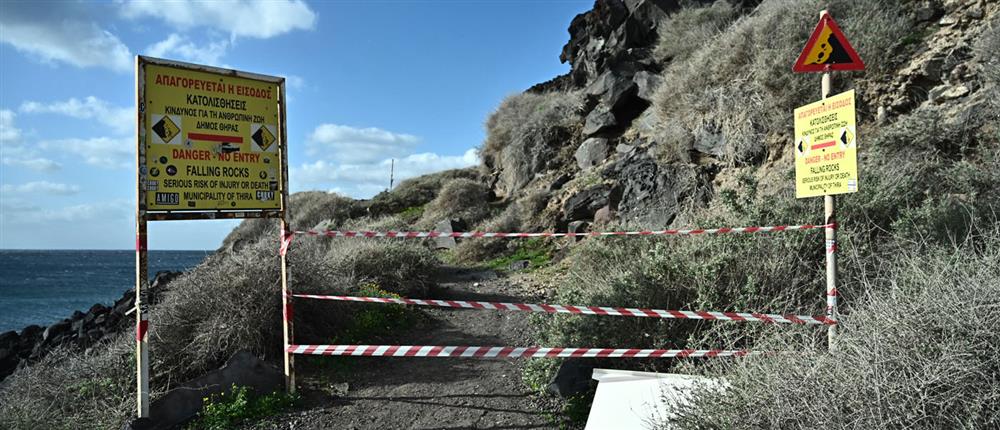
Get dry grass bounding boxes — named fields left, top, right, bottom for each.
left=416, top=178, right=494, bottom=230
left=482, top=90, right=583, bottom=197
left=368, top=168, right=480, bottom=217
left=668, top=231, right=1000, bottom=429
left=654, top=1, right=740, bottom=64
left=652, top=0, right=911, bottom=164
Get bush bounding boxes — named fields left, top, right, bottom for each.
left=652, top=0, right=912, bottom=164
left=325, top=239, right=439, bottom=298
left=368, top=168, right=480, bottom=217
left=482, top=90, right=583, bottom=197
left=668, top=232, right=1000, bottom=429
left=0, top=337, right=135, bottom=429
left=535, top=228, right=824, bottom=354
left=416, top=178, right=494, bottom=230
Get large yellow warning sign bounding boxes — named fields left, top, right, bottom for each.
left=141, top=60, right=283, bottom=211
left=794, top=90, right=858, bottom=199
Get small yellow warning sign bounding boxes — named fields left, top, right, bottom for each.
left=152, top=115, right=180, bottom=144
left=794, top=89, right=858, bottom=198
left=252, top=124, right=276, bottom=151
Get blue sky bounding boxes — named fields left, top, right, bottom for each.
left=0, top=0, right=589, bottom=250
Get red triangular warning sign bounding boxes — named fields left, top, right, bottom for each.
left=793, top=12, right=865, bottom=73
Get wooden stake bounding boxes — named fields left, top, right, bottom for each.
left=134, top=55, right=151, bottom=418
left=135, top=219, right=150, bottom=416
left=820, top=11, right=839, bottom=351
left=278, top=80, right=295, bottom=394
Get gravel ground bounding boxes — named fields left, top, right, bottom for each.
left=247, top=267, right=566, bottom=430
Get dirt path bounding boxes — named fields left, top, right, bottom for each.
left=250, top=267, right=564, bottom=430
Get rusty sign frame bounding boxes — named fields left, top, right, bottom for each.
left=136, top=55, right=289, bottom=221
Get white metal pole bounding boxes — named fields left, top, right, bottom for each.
left=820, top=10, right=839, bottom=351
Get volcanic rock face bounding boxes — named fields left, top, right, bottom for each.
left=559, top=0, right=680, bottom=87
left=525, top=0, right=701, bottom=226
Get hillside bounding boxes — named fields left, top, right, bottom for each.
left=2, top=0, right=999, bottom=428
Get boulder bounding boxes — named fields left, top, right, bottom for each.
left=84, top=304, right=109, bottom=324
left=568, top=220, right=591, bottom=243
left=633, top=70, right=662, bottom=102
left=583, top=105, right=618, bottom=136
left=587, top=71, right=639, bottom=112
left=433, top=218, right=467, bottom=250
left=594, top=205, right=615, bottom=225
left=19, top=325, right=43, bottom=340
left=547, top=173, right=573, bottom=192
left=616, top=143, right=635, bottom=154
left=546, top=359, right=596, bottom=398
left=113, top=294, right=135, bottom=315
left=0, top=331, right=18, bottom=349
left=564, top=185, right=611, bottom=221
left=575, top=137, right=610, bottom=169
left=617, top=152, right=703, bottom=228
left=508, top=260, right=531, bottom=271
left=42, top=321, right=71, bottom=343
left=139, top=350, right=284, bottom=430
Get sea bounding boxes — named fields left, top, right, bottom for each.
left=0, top=250, right=211, bottom=333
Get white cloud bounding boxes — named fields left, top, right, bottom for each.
left=120, top=0, right=317, bottom=40
left=0, top=3, right=132, bottom=73
left=293, top=148, right=479, bottom=198
left=1, top=181, right=80, bottom=195
left=1, top=157, right=63, bottom=172
left=40, top=137, right=133, bottom=169
left=144, top=33, right=229, bottom=67
left=308, top=124, right=420, bottom=164
left=0, top=110, right=22, bottom=143
left=20, top=97, right=134, bottom=136
left=0, top=198, right=131, bottom=224
left=0, top=109, right=62, bottom=171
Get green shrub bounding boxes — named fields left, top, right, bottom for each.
left=332, top=283, right=420, bottom=344
left=191, top=384, right=298, bottom=430
left=482, top=90, right=583, bottom=197
left=485, top=238, right=555, bottom=271
left=668, top=231, right=1000, bottom=429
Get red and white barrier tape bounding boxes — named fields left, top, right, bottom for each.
left=287, top=344, right=752, bottom=358
left=293, top=294, right=836, bottom=325
left=290, top=223, right=834, bottom=239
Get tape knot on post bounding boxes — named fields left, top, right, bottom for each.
left=279, top=230, right=295, bottom=256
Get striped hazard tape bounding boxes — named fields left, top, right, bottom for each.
left=287, top=344, right=752, bottom=358
left=290, top=223, right=834, bottom=239
left=293, top=294, right=836, bottom=325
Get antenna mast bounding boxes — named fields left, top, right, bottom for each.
left=389, top=158, right=395, bottom=190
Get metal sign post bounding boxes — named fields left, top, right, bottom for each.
left=821, top=71, right=838, bottom=349
left=792, top=9, right=865, bottom=351
left=134, top=56, right=289, bottom=417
